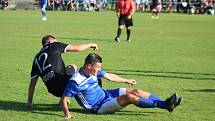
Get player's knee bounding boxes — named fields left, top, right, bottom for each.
left=42, top=8, right=46, bottom=12
left=132, top=89, right=150, bottom=98
left=132, top=89, right=141, bottom=95
left=126, top=27, right=131, bottom=30
left=126, top=93, right=138, bottom=103
left=119, top=26, right=124, bottom=29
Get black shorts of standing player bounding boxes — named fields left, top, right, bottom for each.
left=118, top=15, right=134, bottom=27
left=47, top=65, right=76, bottom=97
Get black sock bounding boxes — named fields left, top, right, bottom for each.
left=116, top=28, right=122, bottom=38
left=126, top=29, right=131, bottom=40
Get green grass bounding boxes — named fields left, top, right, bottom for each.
left=0, top=10, right=215, bottom=121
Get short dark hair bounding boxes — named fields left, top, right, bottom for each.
left=84, top=53, right=102, bottom=65
left=42, top=35, right=56, bottom=46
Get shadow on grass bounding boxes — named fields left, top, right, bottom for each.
left=15, top=35, right=113, bottom=42
left=0, top=100, right=90, bottom=117
left=114, top=110, right=166, bottom=116
left=0, top=100, right=60, bottom=117
left=184, top=89, right=215, bottom=92
left=105, top=69, right=215, bottom=81
left=0, top=100, right=165, bottom=117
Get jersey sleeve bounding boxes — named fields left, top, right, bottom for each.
left=30, top=59, right=39, bottom=80
left=97, top=70, right=106, bottom=78
left=54, top=42, right=69, bottom=53
left=129, top=0, right=134, bottom=14
left=64, top=80, right=80, bottom=97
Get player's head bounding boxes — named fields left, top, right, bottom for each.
left=42, top=35, right=57, bottom=46
left=84, top=53, right=102, bottom=76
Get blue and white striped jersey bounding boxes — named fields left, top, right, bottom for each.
left=64, top=69, right=112, bottom=111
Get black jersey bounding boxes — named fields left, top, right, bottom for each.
left=30, top=42, right=70, bottom=97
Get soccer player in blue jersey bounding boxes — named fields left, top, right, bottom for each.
left=41, top=0, right=50, bottom=21
left=61, top=53, right=183, bottom=119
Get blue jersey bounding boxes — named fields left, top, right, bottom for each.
left=64, top=69, right=113, bottom=111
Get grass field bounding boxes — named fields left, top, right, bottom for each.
left=0, top=10, right=215, bottom=121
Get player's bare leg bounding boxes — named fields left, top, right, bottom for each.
left=117, top=93, right=140, bottom=107
left=126, top=88, right=150, bottom=98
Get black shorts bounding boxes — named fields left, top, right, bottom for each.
left=65, top=65, right=75, bottom=77
left=46, top=65, right=75, bottom=97
left=118, top=15, right=133, bottom=27
left=90, top=3, right=96, bottom=7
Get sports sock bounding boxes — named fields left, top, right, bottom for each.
left=149, top=94, right=162, bottom=101
left=149, top=94, right=165, bottom=109
left=126, top=29, right=131, bottom=40
left=138, top=98, right=154, bottom=108
left=116, top=28, right=122, bottom=38
left=138, top=94, right=166, bottom=109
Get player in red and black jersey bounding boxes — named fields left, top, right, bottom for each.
left=26, top=35, right=98, bottom=107
left=115, top=0, right=135, bottom=42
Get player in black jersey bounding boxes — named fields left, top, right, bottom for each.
left=26, top=35, right=98, bottom=108
left=150, top=0, right=162, bottom=19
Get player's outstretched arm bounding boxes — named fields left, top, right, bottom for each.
left=26, top=78, right=38, bottom=108
left=66, top=43, right=98, bottom=52
left=61, top=96, right=74, bottom=120
left=103, top=72, right=136, bottom=85
left=48, top=0, right=51, bottom=6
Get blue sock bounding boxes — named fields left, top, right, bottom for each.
left=138, top=98, right=155, bottom=108
left=149, top=94, right=165, bottom=109
left=149, top=94, right=162, bottom=101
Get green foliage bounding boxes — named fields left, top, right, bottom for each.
left=0, top=10, right=215, bottom=121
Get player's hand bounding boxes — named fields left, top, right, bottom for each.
left=90, top=43, right=98, bottom=51
left=127, top=15, right=132, bottom=19
left=125, top=79, right=136, bottom=86
left=25, top=103, right=33, bottom=108
left=64, top=113, right=74, bottom=120
left=116, top=12, right=120, bottom=18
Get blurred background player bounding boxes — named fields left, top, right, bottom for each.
left=150, top=0, right=162, bottom=19
left=135, top=0, right=142, bottom=12
left=114, top=0, right=135, bottom=42
left=135, top=0, right=148, bottom=12
left=41, top=0, right=50, bottom=21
